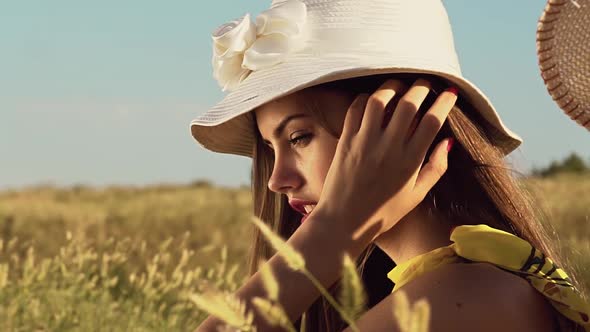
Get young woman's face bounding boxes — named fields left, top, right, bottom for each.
left=254, top=88, right=354, bottom=204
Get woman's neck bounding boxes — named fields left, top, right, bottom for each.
left=373, top=206, right=456, bottom=266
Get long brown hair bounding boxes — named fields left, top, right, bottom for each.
left=247, top=73, right=587, bottom=331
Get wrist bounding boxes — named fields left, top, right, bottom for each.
left=304, top=206, right=376, bottom=260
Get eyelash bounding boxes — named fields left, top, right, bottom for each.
left=289, top=133, right=313, bottom=147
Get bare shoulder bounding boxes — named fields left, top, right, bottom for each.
left=347, top=262, right=557, bottom=332
left=400, top=262, right=557, bottom=331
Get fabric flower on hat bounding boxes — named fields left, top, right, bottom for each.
left=211, top=0, right=308, bottom=92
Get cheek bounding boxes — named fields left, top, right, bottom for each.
left=312, top=136, right=339, bottom=192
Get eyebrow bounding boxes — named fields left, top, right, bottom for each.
left=262, top=113, right=309, bottom=145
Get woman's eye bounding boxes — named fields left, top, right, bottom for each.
left=289, top=133, right=313, bottom=147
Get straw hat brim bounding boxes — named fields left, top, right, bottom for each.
left=190, top=55, right=523, bottom=158
left=537, top=0, right=590, bottom=129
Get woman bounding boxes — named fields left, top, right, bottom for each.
left=191, top=0, right=590, bottom=330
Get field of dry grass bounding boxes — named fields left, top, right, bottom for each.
left=0, top=174, right=588, bottom=330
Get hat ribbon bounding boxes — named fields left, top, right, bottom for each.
left=211, top=0, right=308, bottom=92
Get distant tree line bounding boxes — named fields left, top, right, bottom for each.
left=189, top=153, right=589, bottom=185
left=531, top=152, right=590, bottom=177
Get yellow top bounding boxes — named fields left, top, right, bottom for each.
left=387, top=224, right=590, bottom=331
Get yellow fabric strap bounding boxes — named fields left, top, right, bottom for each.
left=387, top=224, right=590, bottom=331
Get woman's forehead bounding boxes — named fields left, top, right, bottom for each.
left=254, top=87, right=351, bottom=139
left=254, top=93, right=301, bottom=121
left=255, top=87, right=350, bottom=117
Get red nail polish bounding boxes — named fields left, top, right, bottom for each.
left=445, top=86, right=459, bottom=96
left=446, top=138, right=455, bottom=152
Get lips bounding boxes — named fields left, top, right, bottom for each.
left=288, top=198, right=317, bottom=216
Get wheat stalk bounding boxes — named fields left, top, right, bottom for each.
left=392, top=290, right=431, bottom=332
left=339, top=254, right=368, bottom=321
left=250, top=216, right=305, bottom=271
left=188, top=290, right=257, bottom=332
left=250, top=216, right=360, bottom=332
left=251, top=297, right=297, bottom=332
left=257, top=258, right=279, bottom=301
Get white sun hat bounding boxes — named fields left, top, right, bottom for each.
left=537, top=0, right=590, bottom=130
left=190, top=0, right=523, bottom=158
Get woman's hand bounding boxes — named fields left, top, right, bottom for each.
left=312, top=78, right=457, bottom=242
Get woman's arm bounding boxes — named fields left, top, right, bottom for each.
left=194, top=208, right=380, bottom=332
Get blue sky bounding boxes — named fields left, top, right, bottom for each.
left=1, top=0, right=588, bottom=190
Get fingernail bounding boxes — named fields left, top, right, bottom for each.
left=445, top=86, right=459, bottom=96
left=446, top=138, right=455, bottom=152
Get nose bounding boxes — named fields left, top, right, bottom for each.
left=267, top=154, right=302, bottom=194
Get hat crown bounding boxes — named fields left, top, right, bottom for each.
left=191, top=0, right=522, bottom=158
left=270, top=0, right=462, bottom=75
